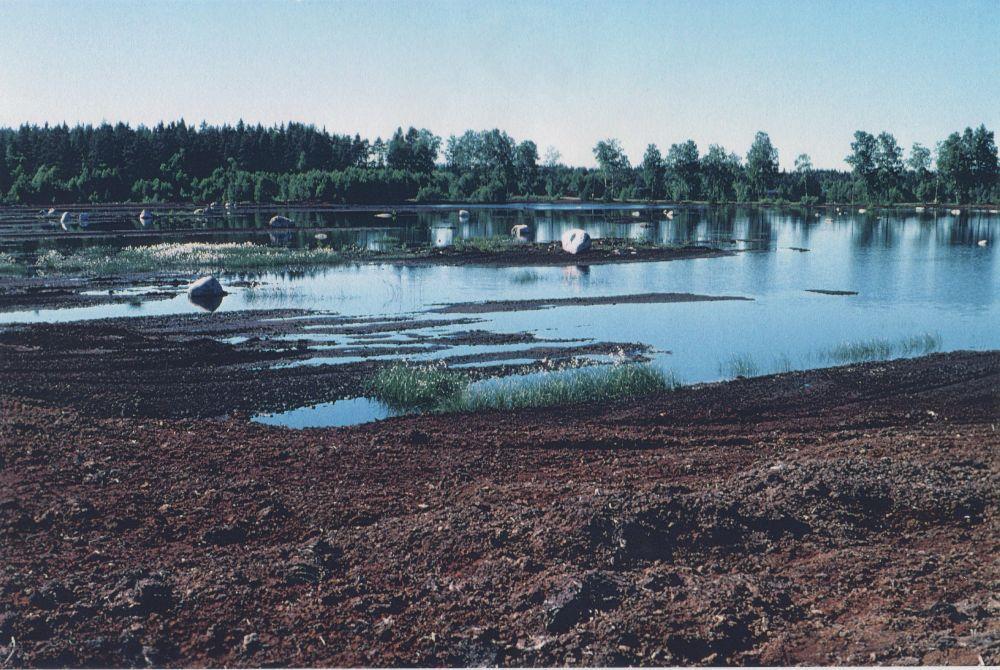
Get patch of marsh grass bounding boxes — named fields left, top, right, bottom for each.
left=823, top=332, right=942, bottom=364
left=365, top=361, right=678, bottom=414
left=366, top=362, right=468, bottom=410
left=438, top=364, right=679, bottom=413
left=510, top=269, right=543, bottom=284
left=0, top=251, right=19, bottom=274
left=33, top=243, right=349, bottom=275
left=719, top=353, right=760, bottom=379
left=451, top=237, right=516, bottom=254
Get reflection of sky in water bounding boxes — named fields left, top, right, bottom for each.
left=2, top=207, right=997, bottom=385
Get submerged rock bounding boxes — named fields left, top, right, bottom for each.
left=269, top=215, right=295, bottom=228
left=561, top=228, right=592, bottom=255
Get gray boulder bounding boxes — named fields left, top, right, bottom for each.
left=188, top=276, right=225, bottom=298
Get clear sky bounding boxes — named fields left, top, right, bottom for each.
left=1, top=0, right=997, bottom=169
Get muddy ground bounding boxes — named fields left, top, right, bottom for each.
left=0, top=311, right=652, bottom=419
left=0, top=305, right=997, bottom=666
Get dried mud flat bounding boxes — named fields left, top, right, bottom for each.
left=0, top=312, right=997, bottom=667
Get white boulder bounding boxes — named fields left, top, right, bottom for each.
left=269, top=215, right=295, bottom=228
left=511, top=224, right=531, bottom=243
left=561, top=228, right=592, bottom=255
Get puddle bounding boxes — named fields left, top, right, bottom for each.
left=252, top=396, right=399, bottom=429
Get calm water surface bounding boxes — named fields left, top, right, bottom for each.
left=2, top=205, right=997, bottom=425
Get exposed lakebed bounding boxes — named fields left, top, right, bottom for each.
left=1, top=203, right=997, bottom=427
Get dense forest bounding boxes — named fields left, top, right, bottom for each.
left=0, top=121, right=996, bottom=206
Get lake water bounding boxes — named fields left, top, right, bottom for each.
left=2, top=204, right=997, bottom=427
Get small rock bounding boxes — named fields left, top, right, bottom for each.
left=242, top=632, right=261, bottom=655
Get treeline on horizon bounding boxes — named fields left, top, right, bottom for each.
left=0, top=120, right=997, bottom=207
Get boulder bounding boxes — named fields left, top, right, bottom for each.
left=269, top=215, right=295, bottom=228
left=188, top=276, right=225, bottom=298
left=561, top=228, right=592, bottom=255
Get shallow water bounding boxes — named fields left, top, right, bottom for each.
left=2, top=204, right=998, bottom=427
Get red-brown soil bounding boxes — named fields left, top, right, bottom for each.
left=1, top=329, right=997, bottom=666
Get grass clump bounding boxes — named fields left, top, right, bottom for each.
left=719, top=353, right=760, bottom=379
left=366, top=362, right=468, bottom=410
left=823, top=332, right=942, bottom=364
left=451, top=237, right=516, bottom=254
left=32, top=242, right=349, bottom=275
left=365, top=361, right=678, bottom=414
left=511, top=269, right=542, bottom=284
left=0, top=251, right=20, bottom=275
left=439, top=364, right=679, bottom=413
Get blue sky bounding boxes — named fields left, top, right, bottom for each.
left=0, top=0, right=997, bottom=168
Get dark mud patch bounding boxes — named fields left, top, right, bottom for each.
left=431, top=291, right=753, bottom=314
left=401, top=243, right=732, bottom=268
left=0, top=311, right=649, bottom=419
left=0, top=275, right=181, bottom=311
left=806, top=288, right=859, bottom=296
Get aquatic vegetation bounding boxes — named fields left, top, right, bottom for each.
left=823, top=332, right=942, bottom=364
left=719, top=353, right=760, bottom=379
left=32, top=242, right=354, bottom=275
left=772, top=354, right=796, bottom=374
left=241, top=284, right=307, bottom=304
left=0, top=252, right=19, bottom=274
left=366, top=361, right=677, bottom=414
left=439, top=364, right=679, bottom=413
left=451, top=237, right=516, bottom=254
left=510, top=269, right=543, bottom=284
left=366, top=362, right=468, bottom=410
